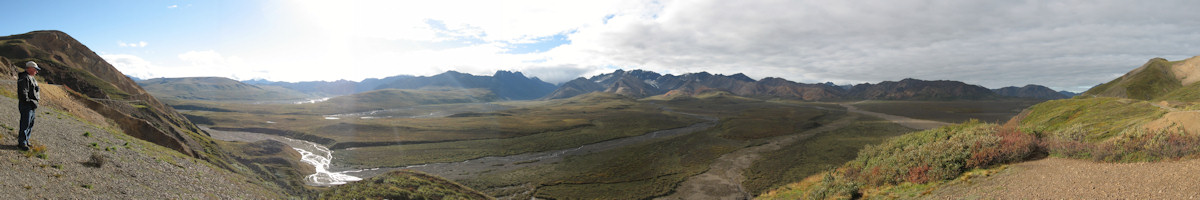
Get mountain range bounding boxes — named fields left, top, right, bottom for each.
left=243, top=71, right=555, bottom=100
left=544, top=70, right=1071, bottom=101
left=145, top=68, right=1077, bottom=102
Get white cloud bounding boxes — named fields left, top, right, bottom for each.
left=101, top=54, right=158, bottom=78
left=117, top=41, right=147, bottom=47
left=167, top=5, right=177, bottom=9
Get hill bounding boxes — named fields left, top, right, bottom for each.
left=248, top=71, right=555, bottom=100
left=992, top=84, right=1071, bottom=99
left=245, top=75, right=413, bottom=96
left=846, top=78, right=997, bottom=100
left=377, top=71, right=556, bottom=100
left=760, top=55, right=1200, bottom=199
left=138, top=77, right=312, bottom=101
left=0, top=30, right=222, bottom=161
left=1083, top=57, right=1185, bottom=100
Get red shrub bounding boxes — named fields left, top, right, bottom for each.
left=905, top=165, right=931, bottom=184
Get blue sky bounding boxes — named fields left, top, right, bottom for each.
left=4, top=0, right=1200, bottom=92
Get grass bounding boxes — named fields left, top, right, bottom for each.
left=852, top=100, right=1042, bottom=123
left=318, top=169, right=492, bottom=200
left=741, top=115, right=913, bottom=195
left=1020, top=97, right=1165, bottom=142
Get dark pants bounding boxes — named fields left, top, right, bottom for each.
left=18, top=104, right=35, bottom=147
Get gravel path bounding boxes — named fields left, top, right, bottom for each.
left=0, top=95, right=281, bottom=198
left=928, top=157, right=1200, bottom=199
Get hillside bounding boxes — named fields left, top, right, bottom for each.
left=0, top=30, right=220, bottom=162
left=992, top=84, right=1071, bottom=99
left=0, top=93, right=284, bottom=198
left=138, top=77, right=312, bottom=101
left=761, top=55, right=1200, bottom=199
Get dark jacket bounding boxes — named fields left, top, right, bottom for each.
left=17, top=71, right=39, bottom=109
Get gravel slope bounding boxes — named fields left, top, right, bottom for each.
left=929, top=157, right=1200, bottom=199
left=0, top=96, right=282, bottom=198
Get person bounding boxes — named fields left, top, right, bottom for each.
left=16, top=61, right=40, bottom=151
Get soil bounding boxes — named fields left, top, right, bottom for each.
left=928, top=157, right=1200, bottom=199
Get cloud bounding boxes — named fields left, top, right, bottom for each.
left=548, top=0, right=1200, bottom=91
left=100, top=54, right=158, bottom=78
left=124, top=1, right=1200, bottom=92
left=167, top=5, right=177, bottom=9
left=117, top=41, right=147, bottom=47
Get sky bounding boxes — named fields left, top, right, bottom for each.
left=4, top=0, right=1200, bottom=92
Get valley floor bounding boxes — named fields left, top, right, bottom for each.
left=929, top=157, right=1200, bottom=199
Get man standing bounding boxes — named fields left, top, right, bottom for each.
left=17, top=61, right=40, bottom=151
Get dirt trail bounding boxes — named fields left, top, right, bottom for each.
left=841, top=103, right=951, bottom=130
left=929, top=157, right=1200, bottom=199
left=657, top=113, right=859, bottom=200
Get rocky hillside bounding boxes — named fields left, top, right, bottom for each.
left=0, top=30, right=218, bottom=162
left=139, top=77, right=313, bottom=101
left=992, top=84, right=1071, bottom=99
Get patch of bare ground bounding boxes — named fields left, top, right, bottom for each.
left=928, top=157, right=1200, bottom=199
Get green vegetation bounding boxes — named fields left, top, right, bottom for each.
left=852, top=100, right=1042, bottom=123
left=332, top=93, right=704, bottom=167
left=319, top=170, right=492, bottom=200
left=742, top=115, right=913, bottom=195
left=761, top=121, right=1037, bottom=199
left=458, top=98, right=844, bottom=199
left=1084, top=58, right=1181, bottom=100
left=1020, top=97, right=1165, bottom=141
left=1021, top=97, right=1200, bottom=162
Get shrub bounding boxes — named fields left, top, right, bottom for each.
left=87, top=153, right=106, bottom=168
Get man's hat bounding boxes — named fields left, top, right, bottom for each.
left=25, top=61, right=40, bottom=70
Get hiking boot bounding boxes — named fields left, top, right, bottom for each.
left=18, top=145, right=30, bottom=151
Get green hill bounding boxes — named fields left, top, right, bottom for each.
left=139, top=77, right=313, bottom=101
